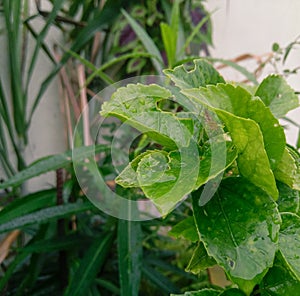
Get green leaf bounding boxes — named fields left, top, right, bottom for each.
left=186, top=242, right=217, bottom=274
left=274, top=146, right=300, bottom=191
left=164, top=59, right=225, bottom=89
left=116, top=151, right=154, bottom=188
left=169, top=216, right=199, bottom=242
left=0, top=189, right=56, bottom=225
left=160, top=22, right=177, bottom=67
left=64, top=233, right=114, bottom=296
left=122, top=9, right=163, bottom=73
left=255, top=75, right=299, bottom=118
left=183, top=84, right=280, bottom=199
left=277, top=181, right=299, bottom=214
left=0, top=144, right=109, bottom=189
left=183, top=84, right=285, bottom=170
left=192, top=177, right=281, bottom=295
left=118, top=219, right=143, bottom=296
left=101, top=83, right=193, bottom=149
left=20, top=234, right=93, bottom=254
left=278, top=213, right=300, bottom=280
left=171, top=288, right=220, bottom=296
left=116, top=139, right=237, bottom=215
left=260, top=261, right=300, bottom=296
left=136, top=149, right=199, bottom=215
left=0, top=202, right=95, bottom=234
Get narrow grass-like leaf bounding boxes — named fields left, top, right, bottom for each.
left=25, top=0, right=63, bottom=96
left=118, top=219, right=143, bottom=296
left=64, top=232, right=114, bottom=296
left=180, top=12, right=212, bottom=56
left=95, top=279, right=120, bottom=295
left=142, top=264, right=181, bottom=294
left=3, top=0, right=25, bottom=137
left=0, top=189, right=56, bottom=225
left=122, top=9, right=163, bottom=73
left=21, top=234, right=93, bottom=254
left=31, top=0, right=129, bottom=123
left=0, top=202, right=95, bottom=234
left=0, top=144, right=109, bottom=189
left=0, top=251, right=28, bottom=290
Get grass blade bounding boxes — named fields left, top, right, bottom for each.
left=0, top=144, right=109, bottom=189
left=142, top=264, right=181, bottom=294
left=122, top=9, right=163, bottom=73
left=0, top=189, right=56, bottom=225
left=118, top=219, right=143, bottom=296
left=64, top=232, right=114, bottom=296
left=24, top=0, right=64, bottom=97
left=0, top=202, right=95, bottom=234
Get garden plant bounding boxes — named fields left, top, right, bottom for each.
left=0, top=0, right=300, bottom=295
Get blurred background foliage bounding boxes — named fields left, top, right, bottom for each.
left=0, top=0, right=215, bottom=295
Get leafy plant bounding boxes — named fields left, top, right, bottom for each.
left=100, top=59, right=300, bottom=295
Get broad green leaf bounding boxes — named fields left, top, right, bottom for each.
left=0, top=189, right=56, bottom=225
left=183, top=84, right=285, bottom=170
left=164, top=59, right=225, bottom=89
left=118, top=219, right=143, bottom=296
left=274, top=146, right=300, bottom=191
left=64, top=233, right=114, bottom=296
left=255, top=75, right=299, bottom=118
left=260, top=262, right=300, bottom=296
left=0, top=144, right=109, bottom=189
left=137, top=149, right=199, bottom=215
left=169, top=216, right=198, bottom=242
left=278, top=213, right=300, bottom=280
left=116, top=140, right=237, bottom=215
left=116, top=151, right=155, bottom=188
left=186, top=242, right=217, bottom=274
left=183, top=85, right=279, bottom=199
left=192, top=177, right=281, bottom=294
left=171, top=289, right=220, bottom=296
left=277, top=181, right=299, bottom=214
left=0, top=202, right=95, bottom=234
left=100, top=83, right=192, bottom=149
left=122, top=9, right=163, bottom=73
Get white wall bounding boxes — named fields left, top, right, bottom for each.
left=205, top=0, right=300, bottom=146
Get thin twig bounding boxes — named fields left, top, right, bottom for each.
left=77, top=64, right=92, bottom=146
